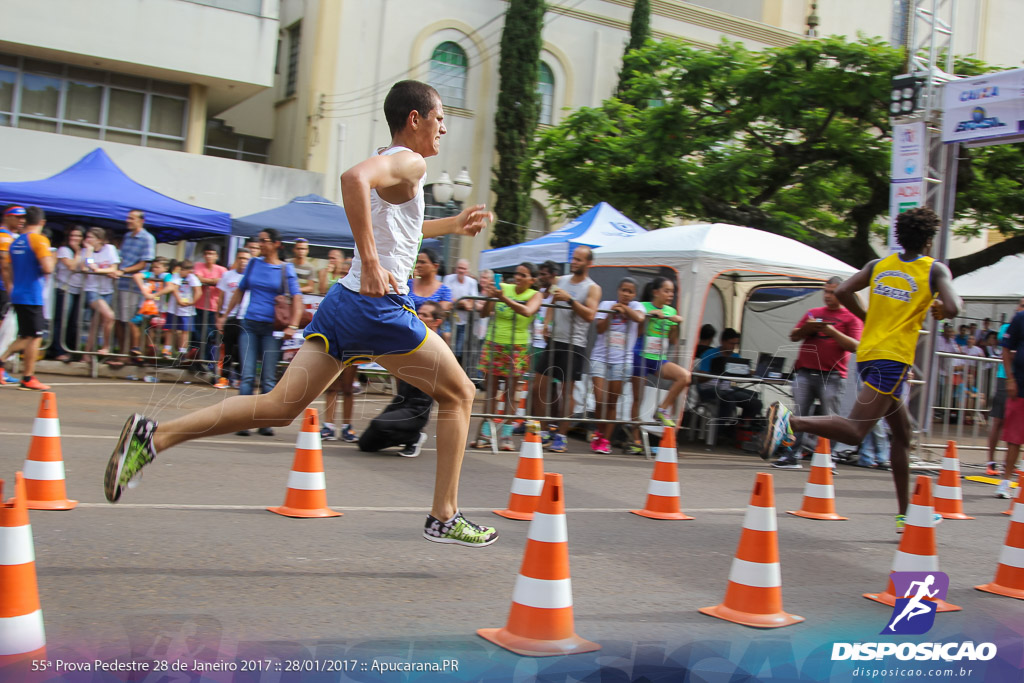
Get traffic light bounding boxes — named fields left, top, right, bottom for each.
left=890, top=74, right=923, bottom=115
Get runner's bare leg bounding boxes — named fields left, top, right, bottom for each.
left=376, top=331, right=475, bottom=522
left=151, top=338, right=341, bottom=452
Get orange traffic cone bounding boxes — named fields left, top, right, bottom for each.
left=478, top=473, right=600, bottom=656
left=700, top=473, right=803, bottom=628
left=934, top=441, right=973, bottom=520
left=267, top=408, right=342, bottom=518
left=22, top=392, right=76, bottom=511
left=864, top=475, right=961, bottom=611
left=787, top=437, right=846, bottom=521
left=494, top=422, right=544, bottom=520
left=630, top=428, right=693, bottom=520
left=976, top=474, right=1024, bottom=600
left=0, top=473, right=46, bottom=665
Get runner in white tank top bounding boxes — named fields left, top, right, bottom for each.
left=104, top=81, right=500, bottom=551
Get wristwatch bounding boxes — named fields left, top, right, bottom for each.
left=287, top=325, right=299, bottom=330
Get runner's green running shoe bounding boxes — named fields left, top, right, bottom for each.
left=423, top=511, right=499, bottom=547
left=104, top=414, right=158, bottom=502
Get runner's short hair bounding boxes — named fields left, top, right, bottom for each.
left=384, top=80, right=440, bottom=135
left=894, top=207, right=939, bottom=252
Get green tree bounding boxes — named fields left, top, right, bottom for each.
left=491, top=0, right=546, bottom=248
left=531, top=36, right=1024, bottom=275
left=616, top=0, right=652, bottom=102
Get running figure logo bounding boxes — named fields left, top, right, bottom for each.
left=883, top=571, right=950, bottom=635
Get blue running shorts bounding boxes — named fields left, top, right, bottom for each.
left=858, top=359, right=910, bottom=397
left=303, top=284, right=428, bottom=365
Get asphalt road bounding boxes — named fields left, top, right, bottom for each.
left=0, top=375, right=1020, bottom=681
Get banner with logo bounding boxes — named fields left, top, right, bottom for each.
left=941, top=67, right=1024, bottom=144
left=889, top=121, right=927, bottom=251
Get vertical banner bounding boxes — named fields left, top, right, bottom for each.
left=889, top=121, right=927, bottom=252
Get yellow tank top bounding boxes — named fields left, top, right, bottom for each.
left=858, top=253, right=935, bottom=365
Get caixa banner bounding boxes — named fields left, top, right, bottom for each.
left=941, top=67, right=1024, bottom=145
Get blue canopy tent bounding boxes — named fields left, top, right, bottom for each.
left=478, top=202, right=646, bottom=270
left=0, top=148, right=231, bottom=241
left=232, top=194, right=355, bottom=248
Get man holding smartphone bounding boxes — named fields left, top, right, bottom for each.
left=771, top=276, right=862, bottom=468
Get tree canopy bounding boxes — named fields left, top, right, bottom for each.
left=530, top=36, right=1024, bottom=276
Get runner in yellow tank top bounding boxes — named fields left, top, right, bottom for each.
left=761, top=208, right=961, bottom=531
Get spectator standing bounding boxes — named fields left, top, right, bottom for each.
left=0, top=206, right=26, bottom=325
left=987, top=299, right=1024, bottom=476
left=317, top=249, right=349, bottom=294
left=407, top=247, right=452, bottom=310
left=536, top=246, right=601, bottom=453
left=213, top=251, right=251, bottom=389
left=166, top=260, right=201, bottom=358
left=442, top=258, right=479, bottom=361
left=82, top=227, right=119, bottom=357
left=193, top=245, right=227, bottom=370
left=996, top=307, right=1024, bottom=499
left=49, top=226, right=86, bottom=361
left=474, top=262, right=542, bottom=451
left=772, top=277, right=862, bottom=468
left=245, top=238, right=261, bottom=258
left=527, top=261, right=559, bottom=418
left=955, top=324, right=969, bottom=347
left=858, top=422, right=891, bottom=469
left=590, top=277, right=645, bottom=454
left=222, top=228, right=302, bottom=436
left=115, top=210, right=156, bottom=358
left=0, top=207, right=55, bottom=390
left=976, top=318, right=995, bottom=343
left=288, top=238, right=317, bottom=294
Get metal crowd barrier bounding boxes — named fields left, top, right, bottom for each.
left=922, top=350, right=1006, bottom=454
left=451, top=294, right=689, bottom=458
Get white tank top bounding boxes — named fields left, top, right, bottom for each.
left=341, top=146, right=425, bottom=296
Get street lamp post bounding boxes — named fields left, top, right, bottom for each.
left=426, top=167, right=473, bottom=268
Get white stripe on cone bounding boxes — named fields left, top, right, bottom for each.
left=802, top=483, right=835, bottom=499
left=0, top=610, right=46, bottom=656
left=810, top=452, right=832, bottom=468
left=295, top=431, right=321, bottom=451
left=647, top=479, right=680, bottom=498
left=519, top=443, right=543, bottom=459
left=30, top=418, right=60, bottom=438
left=934, top=484, right=963, bottom=501
left=512, top=575, right=573, bottom=609
left=22, top=459, right=66, bottom=481
left=286, top=471, right=327, bottom=491
left=742, top=505, right=777, bottom=532
left=892, top=550, right=939, bottom=572
left=997, top=545, right=1024, bottom=570
left=655, top=448, right=678, bottom=464
left=941, top=458, right=961, bottom=472
left=728, top=558, right=782, bottom=588
left=0, top=525, right=35, bottom=566
left=1012, top=504, right=1024, bottom=524
left=527, top=512, right=568, bottom=544
left=510, top=478, right=544, bottom=497
left=905, top=503, right=935, bottom=528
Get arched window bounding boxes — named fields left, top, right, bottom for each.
left=536, top=61, right=554, bottom=125
left=428, top=41, right=468, bottom=108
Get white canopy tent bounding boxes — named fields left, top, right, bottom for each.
left=952, top=254, right=1024, bottom=324
left=591, top=223, right=858, bottom=366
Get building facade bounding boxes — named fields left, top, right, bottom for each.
left=1, top=0, right=1019, bottom=262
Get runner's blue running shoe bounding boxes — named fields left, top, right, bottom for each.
left=104, top=414, right=157, bottom=502
left=760, top=402, right=795, bottom=460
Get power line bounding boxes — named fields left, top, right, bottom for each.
left=318, top=0, right=587, bottom=118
